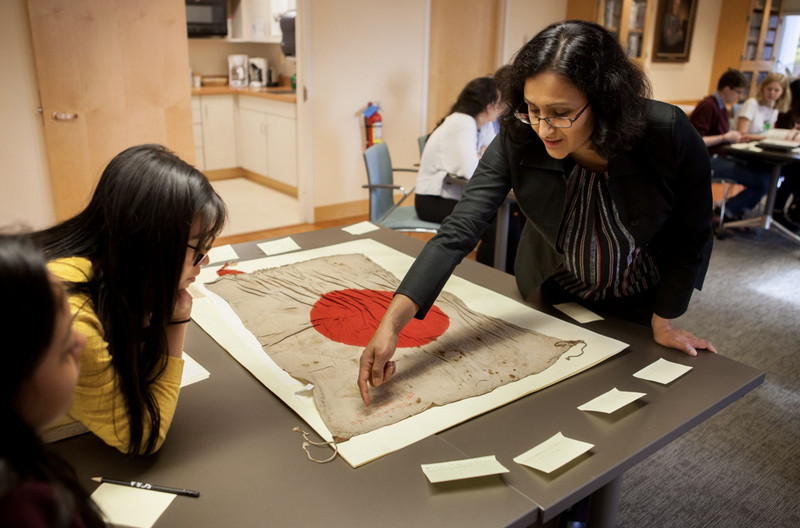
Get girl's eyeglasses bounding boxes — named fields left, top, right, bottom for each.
left=187, top=243, right=208, bottom=266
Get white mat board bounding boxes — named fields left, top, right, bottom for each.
left=189, top=239, right=628, bottom=467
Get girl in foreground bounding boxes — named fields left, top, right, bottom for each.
left=0, top=233, right=105, bottom=527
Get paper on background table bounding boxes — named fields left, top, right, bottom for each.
left=342, top=221, right=380, bottom=235
left=207, top=245, right=239, bottom=265
left=421, top=455, right=510, bottom=483
left=554, top=302, right=603, bottom=323
left=513, top=432, right=594, bottom=474
left=190, top=238, right=628, bottom=467
left=91, top=483, right=175, bottom=528
left=633, top=358, right=692, bottom=384
left=181, top=352, right=210, bottom=387
left=577, top=387, right=646, bottom=413
left=256, top=237, right=301, bottom=255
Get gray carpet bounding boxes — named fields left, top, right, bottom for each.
left=616, top=229, right=800, bottom=527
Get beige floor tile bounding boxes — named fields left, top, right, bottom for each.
left=211, top=178, right=302, bottom=237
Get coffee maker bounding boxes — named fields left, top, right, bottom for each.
left=249, top=57, right=267, bottom=88
left=228, top=54, right=248, bottom=87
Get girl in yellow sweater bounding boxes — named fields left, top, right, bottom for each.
left=35, top=144, right=227, bottom=456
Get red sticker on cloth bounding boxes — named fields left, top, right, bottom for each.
left=310, top=289, right=449, bottom=347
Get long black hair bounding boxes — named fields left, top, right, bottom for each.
left=0, top=233, right=105, bottom=527
left=34, top=144, right=227, bottom=456
left=499, top=20, right=652, bottom=158
left=433, top=76, right=499, bottom=130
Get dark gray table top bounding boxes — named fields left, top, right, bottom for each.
left=724, top=142, right=800, bottom=164
left=50, top=226, right=764, bottom=527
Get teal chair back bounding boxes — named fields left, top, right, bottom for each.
left=362, top=142, right=439, bottom=233
left=363, top=142, right=395, bottom=223
left=417, top=134, right=427, bottom=156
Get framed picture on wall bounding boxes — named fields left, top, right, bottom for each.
left=652, top=0, right=698, bottom=62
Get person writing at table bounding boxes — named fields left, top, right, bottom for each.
left=0, top=233, right=105, bottom=527
left=358, top=20, right=716, bottom=407
left=34, top=144, right=227, bottom=456
left=736, top=72, right=790, bottom=138
left=415, top=75, right=501, bottom=223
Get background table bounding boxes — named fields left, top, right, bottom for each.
left=50, top=227, right=764, bottom=527
left=723, top=142, right=800, bottom=244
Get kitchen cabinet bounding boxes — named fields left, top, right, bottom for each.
left=228, top=0, right=296, bottom=43
left=239, top=95, right=297, bottom=190
left=566, top=0, right=653, bottom=62
left=194, top=94, right=238, bottom=171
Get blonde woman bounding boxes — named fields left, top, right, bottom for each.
left=737, top=72, right=791, bottom=137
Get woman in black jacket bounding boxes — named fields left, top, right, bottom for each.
left=358, top=20, right=716, bottom=407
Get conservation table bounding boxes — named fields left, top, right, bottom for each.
left=50, top=226, right=764, bottom=527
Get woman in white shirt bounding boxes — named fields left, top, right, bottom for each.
left=415, top=76, right=500, bottom=223
left=737, top=72, right=790, bottom=136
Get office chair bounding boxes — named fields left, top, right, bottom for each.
left=362, top=142, right=440, bottom=233
left=712, top=172, right=731, bottom=238
left=417, top=134, right=427, bottom=156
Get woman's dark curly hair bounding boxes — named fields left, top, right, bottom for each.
left=499, top=20, right=652, bottom=159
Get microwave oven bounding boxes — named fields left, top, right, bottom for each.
left=186, top=0, right=227, bottom=37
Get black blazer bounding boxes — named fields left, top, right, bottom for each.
left=397, top=100, right=713, bottom=320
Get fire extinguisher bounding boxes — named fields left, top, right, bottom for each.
left=363, top=102, right=383, bottom=149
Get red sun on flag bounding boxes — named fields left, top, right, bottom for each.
left=310, top=289, right=449, bottom=347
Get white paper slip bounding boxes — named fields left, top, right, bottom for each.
left=633, top=358, right=692, bottom=385
left=421, top=455, right=510, bottom=483
left=207, top=245, right=239, bottom=265
left=257, top=237, right=301, bottom=256
left=727, top=142, right=749, bottom=150
left=91, top=483, right=175, bottom=528
left=513, top=432, right=594, bottom=474
left=554, top=302, right=603, bottom=323
left=342, top=221, right=380, bottom=235
left=577, top=387, right=646, bottom=413
left=181, top=352, right=210, bottom=387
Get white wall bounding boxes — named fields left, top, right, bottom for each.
left=306, top=0, right=428, bottom=211
left=0, top=0, right=54, bottom=229
left=305, top=0, right=570, bottom=213
left=645, top=0, right=722, bottom=101
left=0, top=0, right=729, bottom=226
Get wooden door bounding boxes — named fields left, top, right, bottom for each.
left=26, top=0, right=194, bottom=220
left=709, top=0, right=752, bottom=94
left=426, top=0, right=501, bottom=131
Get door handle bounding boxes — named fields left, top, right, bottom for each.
left=52, top=111, right=78, bottom=121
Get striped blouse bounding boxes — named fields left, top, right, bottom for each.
left=553, top=164, right=660, bottom=300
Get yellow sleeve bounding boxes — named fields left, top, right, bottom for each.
left=50, top=258, right=184, bottom=454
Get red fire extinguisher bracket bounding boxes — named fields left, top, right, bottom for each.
left=363, top=102, right=383, bottom=149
